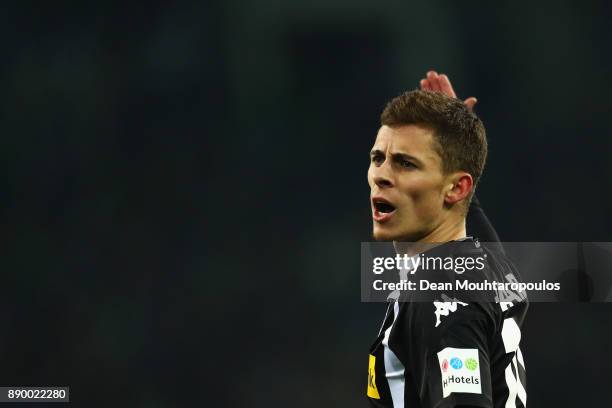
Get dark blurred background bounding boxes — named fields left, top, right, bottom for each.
left=1, top=1, right=611, bottom=407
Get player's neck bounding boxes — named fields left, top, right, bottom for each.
left=393, top=217, right=467, bottom=256
left=419, top=216, right=467, bottom=244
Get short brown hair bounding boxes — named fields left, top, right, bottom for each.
left=381, top=90, right=487, bottom=196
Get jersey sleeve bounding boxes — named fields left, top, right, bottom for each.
left=410, top=302, right=496, bottom=408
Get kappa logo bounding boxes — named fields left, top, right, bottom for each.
left=433, top=295, right=468, bottom=327
left=367, top=354, right=380, bottom=399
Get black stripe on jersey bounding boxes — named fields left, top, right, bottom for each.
left=517, top=362, right=527, bottom=393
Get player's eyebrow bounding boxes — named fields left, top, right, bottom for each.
left=369, top=149, right=385, bottom=158
left=370, top=149, right=423, bottom=165
left=391, top=152, right=422, bottom=166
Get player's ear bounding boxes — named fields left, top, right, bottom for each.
left=444, top=173, right=473, bottom=205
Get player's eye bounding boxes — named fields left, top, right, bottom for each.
left=399, top=159, right=415, bottom=168
left=371, top=154, right=384, bottom=165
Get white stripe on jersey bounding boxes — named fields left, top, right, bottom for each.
left=516, top=347, right=525, bottom=369
left=516, top=363, right=527, bottom=406
left=502, top=317, right=527, bottom=407
left=382, top=302, right=405, bottom=407
left=504, top=363, right=518, bottom=408
left=516, top=348, right=527, bottom=406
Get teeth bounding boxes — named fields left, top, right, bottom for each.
left=375, top=201, right=395, bottom=213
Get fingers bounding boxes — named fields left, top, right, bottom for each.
left=438, top=74, right=457, bottom=98
left=427, top=71, right=442, bottom=92
left=464, top=97, right=478, bottom=111
left=419, top=71, right=478, bottom=111
left=422, top=71, right=455, bottom=98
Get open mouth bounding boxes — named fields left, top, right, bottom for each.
left=373, top=201, right=396, bottom=213
left=372, top=197, right=396, bottom=222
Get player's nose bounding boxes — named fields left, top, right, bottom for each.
left=371, top=162, right=394, bottom=189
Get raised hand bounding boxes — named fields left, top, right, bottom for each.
left=419, top=70, right=478, bottom=111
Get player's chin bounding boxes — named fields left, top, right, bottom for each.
left=372, top=224, right=403, bottom=242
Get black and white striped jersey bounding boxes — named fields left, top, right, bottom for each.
left=366, top=240, right=528, bottom=408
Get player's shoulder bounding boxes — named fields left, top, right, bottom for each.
left=395, top=239, right=528, bottom=334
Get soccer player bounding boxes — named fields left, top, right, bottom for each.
left=366, top=72, right=528, bottom=408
